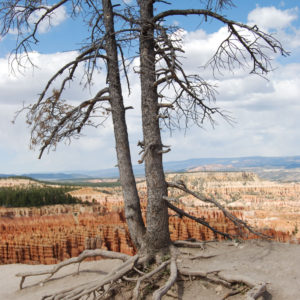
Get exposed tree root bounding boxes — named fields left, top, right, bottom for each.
left=178, top=267, right=267, bottom=299
left=42, top=254, right=140, bottom=300
left=152, top=258, right=177, bottom=300
left=222, top=287, right=248, bottom=300
left=216, top=272, right=267, bottom=300
left=132, top=259, right=170, bottom=300
left=190, top=254, right=217, bottom=260
left=16, top=249, right=130, bottom=289
left=15, top=244, right=269, bottom=300
left=173, top=240, right=207, bottom=249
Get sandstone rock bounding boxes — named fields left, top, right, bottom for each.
left=1, top=172, right=300, bottom=264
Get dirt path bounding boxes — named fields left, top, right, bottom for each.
left=0, top=240, right=299, bottom=299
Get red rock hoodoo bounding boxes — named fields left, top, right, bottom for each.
left=1, top=172, right=299, bottom=264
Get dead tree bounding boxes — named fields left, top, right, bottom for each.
left=1, top=0, right=288, bottom=298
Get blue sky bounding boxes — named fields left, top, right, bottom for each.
left=0, top=0, right=300, bottom=174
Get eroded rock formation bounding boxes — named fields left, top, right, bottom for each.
left=0, top=209, right=135, bottom=264
left=0, top=172, right=299, bottom=264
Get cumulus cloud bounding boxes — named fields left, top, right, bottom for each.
left=0, top=51, right=116, bottom=173
left=161, top=60, right=300, bottom=162
left=0, top=51, right=81, bottom=105
left=159, top=6, right=300, bottom=163
left=28, top=5, right=68, bottom=34
left=248, top=6, right=298, bottom=31
left=0, top=5, right=300, bottom=173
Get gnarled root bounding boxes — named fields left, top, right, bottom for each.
left=16, top=249, right=130, bottom=289
left=16, top=244, right=268, bottom=300
left=152, top=258, right=177, bottom=300
left=178, top=267, right=267, bottom=300
left=132, top=259, right=171, bottom=300
left=15, top=248, right=178, bottom=300
left=42, top=254, right=140, bottom=300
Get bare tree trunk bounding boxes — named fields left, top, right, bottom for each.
left=139, top=0, right=171, bottom=254
left=102, top=0, right=145, bottom=249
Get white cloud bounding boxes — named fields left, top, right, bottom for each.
left=0, top=51, right=81, bottom=105
left=0, top=5, right=300, bottom=173
left=161, top=61, right=300, bottom=162
left=158, top=12, right=300, bottom=163
left=182, top=28, right=228, bottom=69
left=28, top=5, right=68, bottom=34
left=0, top=51, right=115, bottom=173
left=246, top=6, right=300, bottom=58
left=248, top=6, right=298, bottom=31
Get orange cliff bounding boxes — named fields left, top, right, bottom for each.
left=0, top=209, right=135, bottom=265
left=0, top=202, right=293, bottom=265
left=1, top=172, right=300, bottom=265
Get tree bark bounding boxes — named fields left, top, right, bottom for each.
left=102, top=0, right=145, bottom=249
left=139, top=0, right=171, bottom=253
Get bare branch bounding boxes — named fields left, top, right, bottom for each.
left=167, top=181, right=270, bottom=239
left=164, top=196, right=232, bottom=239
left=27, top=87, right=110, bottom=159
left=157, top=148, right=171, bottom=154
left=153, top=23, right=230, bottom=130
left=153, top=9, right=288, bottom=76
left=1, top=0, right=69, bottom=67
left=157, top=103, right=174, bottom=109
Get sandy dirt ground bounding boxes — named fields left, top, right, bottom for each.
left=0, top=240, right=299, bottom=300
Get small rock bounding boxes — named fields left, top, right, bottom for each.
left=215, top=285, right=222, bottom=293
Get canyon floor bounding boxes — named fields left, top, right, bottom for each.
left=0, top=239, right=299, bottom=299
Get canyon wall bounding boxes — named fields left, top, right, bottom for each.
left=0, top=203, right=293, bottom=265
left=0, top=209, right=135, bottom=264
left=0, top=172, right=299, bottom=264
